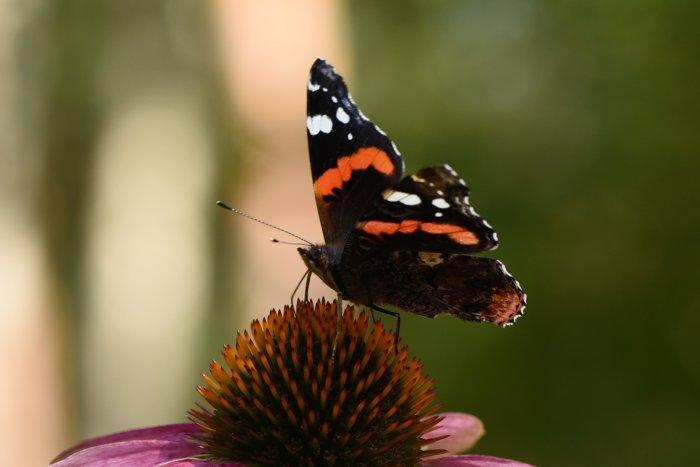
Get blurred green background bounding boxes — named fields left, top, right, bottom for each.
left=2, top=1, right=698, bottom=465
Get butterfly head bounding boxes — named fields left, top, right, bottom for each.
left=298, top=244, right=342, bottom=293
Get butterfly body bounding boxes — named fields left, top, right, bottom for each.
left=299, top=58, right=526, bottom=326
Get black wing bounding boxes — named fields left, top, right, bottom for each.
left=307, top=58, right=403, bottom=245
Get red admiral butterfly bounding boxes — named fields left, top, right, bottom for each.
left=299, top=58, right=526, bottom=327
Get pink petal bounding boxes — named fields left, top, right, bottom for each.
left=424, top=412, right=485, bottom=455
left=421, top=454, right=535, bottom=466
left=50, top=423, right=243, bottom=466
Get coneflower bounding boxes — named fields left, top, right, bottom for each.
left=190, top=299, right=442, bottom=466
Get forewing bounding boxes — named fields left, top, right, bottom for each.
left=307, top=58, right=403, bottom=244
left=352, top=165, right=499, bottom=255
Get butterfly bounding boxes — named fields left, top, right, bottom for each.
left=298, top=58, right=526, bottom=329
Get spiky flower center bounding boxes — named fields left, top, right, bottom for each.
left=189, top=299, right=442, bottom=467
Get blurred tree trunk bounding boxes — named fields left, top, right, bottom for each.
left=2, top=0, right=232, bottom=457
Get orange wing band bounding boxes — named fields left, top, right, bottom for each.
left=314, top=147, right=395, bottom=199
left=360, top=220, right=479, bottom=245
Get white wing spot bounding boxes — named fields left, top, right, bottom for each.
left=322, top=87, right=328, bottom=92
left=348, top=95, right=369, bottom=121
left=384, top=190, right=407, bottom=201
left=437, top=189, right=444, bottom=196
left=432, top=198, right=450, bottom=209
left=411, top=174, right=427, bottom=183
left=497, top=261, right=512, bottom=277
left=435, top=212, right=444, bottom=218
left=401, top=194, right=421, bottom=206
left=336, top=107, right=350, bottom=124
left=331, top=96, right=338, bottom=103
left=374, top=124, right=387, bottom=136
left=307, top=115, right=333, bottom=135
left=347, top=133, right=353, bottom=140
left=308, top=80, right=321, bottom=92
left=384, top=190, right=403, bottom=201
left=463, top=196, right=470, bottom=204
left=320, top=116, right=333, bottom=133
left=384, top=190, right=421, bottom=206
left=444, top=164, right=458, bottom=176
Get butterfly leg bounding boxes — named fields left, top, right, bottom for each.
left=371, top=305, right=401, bottom=353
left=330, top=293, right=344, bottom=367
left=303, top=270, right=312, bottom=302
left=290, top=270, right=312, bottom=307
left=368, top=307, right=377, bottom=324
left=336, top=293, right=344, bottom=338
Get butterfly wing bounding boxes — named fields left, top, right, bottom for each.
left=307, top=58, right=403, bottom=245
left=340, top=250, right=526, bottom=325
left=349, top=165, right=499, bottom=256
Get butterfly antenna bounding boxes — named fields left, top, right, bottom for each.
left=271, top=238, right=309, bottom=247
left=216, top=201, right=313, bottom=246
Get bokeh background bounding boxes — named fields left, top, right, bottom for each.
left=1, top=1, right=698, bottom=465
